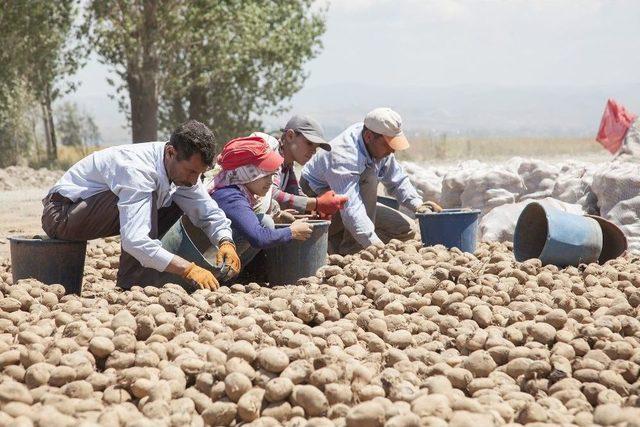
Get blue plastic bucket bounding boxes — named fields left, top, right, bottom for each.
left=514, top=202, right=603, bottom=267
left=416, top=209, right=481, bottom=252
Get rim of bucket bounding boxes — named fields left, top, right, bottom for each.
left=274, top=219, right=331, bottom=229
left=514, top=202, right=549, bottom=261
left=178, top=217, right=216, bottom=269
left=416, top=208, right=481, bottom=216
left=8, top=235, right=87, bottom=244
left=587, top=214, right=628, bottom=263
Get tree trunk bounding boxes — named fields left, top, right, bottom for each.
left=128, top=70, right=158, bottom=143
left=41, top=103, right=52, bottom=161
left=129, top=0, right=159, bottom=143
left=45, top=84, right=57, bottom=161
left=188, top=86, right=208, bottom=124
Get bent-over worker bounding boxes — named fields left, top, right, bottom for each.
left=251, top=115, right=347, bottom=217
left=42, top=120, right=240, bottom=290
left=300, top=107, right=442, bottom=255
left=209, top=136, right=313, bottom=268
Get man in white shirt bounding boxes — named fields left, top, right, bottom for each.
left=301, top=108, right=441, bottom=255
left=42, top=120, right=240, bottom=290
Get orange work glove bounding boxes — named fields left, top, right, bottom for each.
left=216, top=241, right=241, bottom=277
left=182, top=263, right=219, bottom=290
left=315, top=191, right=348, bottom=215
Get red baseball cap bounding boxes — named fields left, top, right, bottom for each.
left=217, top=135, right=284, bottom=172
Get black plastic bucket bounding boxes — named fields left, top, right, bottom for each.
left=264, top=220, right=330, bottom=285
left=9, top=235, right=87, bottom=294
left=377, top=195, right=400, bottom=210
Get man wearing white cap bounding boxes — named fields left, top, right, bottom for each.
left=300, top=107, right=440, bottom=254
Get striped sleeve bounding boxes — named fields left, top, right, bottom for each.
left=271, top=166, right=310, bottom=212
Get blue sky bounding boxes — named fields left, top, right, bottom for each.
left=65, top=0, right=640, bottom=143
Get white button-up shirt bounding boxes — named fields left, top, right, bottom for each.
left=48, top=142, right=232, bottom=272
left=301, top=123, right=422, bottom=248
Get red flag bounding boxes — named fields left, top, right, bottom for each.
left=596, top=99, right=637, bottom=154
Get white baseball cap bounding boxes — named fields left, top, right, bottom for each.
left=363, top=107, right=410, bottom=151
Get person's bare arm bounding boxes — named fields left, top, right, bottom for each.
left=163, top=255, right=193, bottom=276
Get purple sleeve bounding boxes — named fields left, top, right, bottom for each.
left=212, top=186, right=292, bottom=249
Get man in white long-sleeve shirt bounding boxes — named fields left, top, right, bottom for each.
left=42, top=120, right=240, bottom=290
left=301, top=108, right=440, bottom=255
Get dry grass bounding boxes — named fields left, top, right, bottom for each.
left=57, top=145, right=104, bottom=166
left=30, top=145, right=105, bottom=170
left=396, top=136, right=608, bottom=162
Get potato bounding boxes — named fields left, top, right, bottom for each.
left=257, top=347, right=290, bottom=373
left=237, top=388, right=265, bottom=422
left=291, top=385, right=328, bottom=417
left=0, top=379, right=32, bottom=404
left=202, top=402, right=237, bottom=426
left=411, top=394, right=451, bottom=419
left=345, top=401, right=385, bottom=427
left=265, top=377, right=294, bottom=403
left=83, top=337, right=112, bottom=361
left=460, top=351, right=496, bottom=378
left=225, top=372, right=252, bottom=402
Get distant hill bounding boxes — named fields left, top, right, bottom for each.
left=266, top=82, right=640, bottom=139
left=71, top=82, right=640, bottom=144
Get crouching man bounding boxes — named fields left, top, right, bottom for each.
left=301, top=107, right=441, bottom=255
left=41, top=120, right=240, bottom=290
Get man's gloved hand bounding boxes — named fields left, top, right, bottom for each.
left=416, top=200, right=444, bottom=213
left=182, top=262, right=219, bottom=290
left=316, top=191, right=348, bottom=215
left=216, top=240, right=241, bottom=277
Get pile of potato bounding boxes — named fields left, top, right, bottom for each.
left=1, top=237, right=640, bottom=426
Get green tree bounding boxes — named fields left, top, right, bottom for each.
left=160, top=1, right=326, bottom=143
left=0, top=1, right=84, bottom=162
left=56, top=102, right=102, bottom=155
left=85, top=0, right=325, bottom=144
left=85, top=0, right=179, bottom=143
left=0, top=83, right=38, bottom=167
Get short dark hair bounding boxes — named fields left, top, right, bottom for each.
left=169, top=120, right=216, bottom=166
left=362, top=125, right=382, bottom=139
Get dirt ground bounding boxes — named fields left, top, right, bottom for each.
left=0, top=188, right=47, bottom=259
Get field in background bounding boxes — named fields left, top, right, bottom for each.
left=34, top=145, right=105, bottom=170
left=48, top=137, right=611, bottom=170
left=396, top=136, right=609, bottom=163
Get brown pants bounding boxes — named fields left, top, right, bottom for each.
left=300, top=167, right=416, bottom=255
left=42, top=191, right=182, bottom=289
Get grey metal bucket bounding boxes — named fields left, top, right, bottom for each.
left=264, top=220, right=330, bottom=285
left=9, top=235, right=87, bottom=294
left=160, top=216, right=222, bottom=291
left=514, top=202, right=603, bottom=267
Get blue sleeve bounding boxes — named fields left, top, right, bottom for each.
left=212, top=186, right=292, bottom=249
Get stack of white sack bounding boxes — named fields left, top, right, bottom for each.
left=549, top=162, right=600, bottom=214
left=401, top=161, right=445, bottom=204
left=479, top=197, right=584, bottom=242
left=591, top=159, right=640, bottom=253
left=438, top=160, right=483, bottom=208
left=517, top=159, right=560, bottom=200
left=460, top=168, right=525, bottom=215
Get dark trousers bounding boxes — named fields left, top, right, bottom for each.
left=299, top=168, right=415, bottom=255
left=42, top=191, right=182, bottom=289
